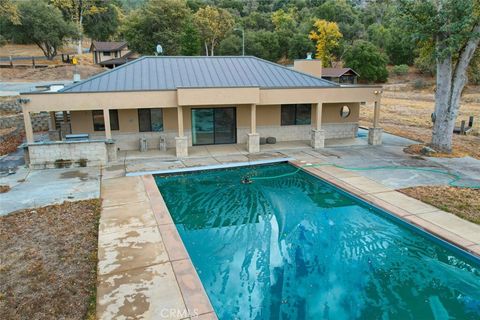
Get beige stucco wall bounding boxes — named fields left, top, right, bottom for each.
left=318, top=102, right=360, bottom=124
left=293, top=60, right=322, bottom=77
left=68, top=103, right=361, bottom=150
left=71, top=103, right=359, bottom=137
left=71, top=108, right=179, bottom=134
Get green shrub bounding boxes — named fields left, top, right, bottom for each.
left=392, top=64, right=409, bottom=75
left=344, top=40, right=388, bottom=83
left=413, top=79, right=427, bottom=90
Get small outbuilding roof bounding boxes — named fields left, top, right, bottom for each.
left=60, top=56, right=338, bottom=93
left=99, top=51, right=138, bottom=66
left=90, top=41, right=128, bottom=52
left=322, top=68, right=359, bottom=78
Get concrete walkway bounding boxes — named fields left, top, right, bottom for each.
left=97, top=175, right=215, bottom=320
left=0, top=166, right=100, bottom=215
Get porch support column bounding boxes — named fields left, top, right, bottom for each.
left=368, top=100, right=383, bottom=145
left=175, top=106, right=188, bottom=158
left=247, top=104, right=260, bottom=153
left=48, top=112, right=55, bottom=131
left=311, top=102, right=325, bottom=149
left=103, top=108, right=112, bottom=140
left=22, top=105, right=34, bottom=143
left=47, top=111, right=61, bottom=141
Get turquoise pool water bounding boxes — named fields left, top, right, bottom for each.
left=155, top=163, right=480, bottom=320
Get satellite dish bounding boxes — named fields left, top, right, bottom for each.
left=156, top=44, right=163, bottom=55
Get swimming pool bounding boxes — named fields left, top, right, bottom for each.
left=155, top=163, right=480, bottom=319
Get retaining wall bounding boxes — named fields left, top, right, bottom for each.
left=0, top=99, right=22, bottom=113
left=26, top=140, right=117, bottom=169
left=0, top=113, right=49, bottom=131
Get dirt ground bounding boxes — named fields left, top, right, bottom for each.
left=0, top=200, right=101, bottom=320
left=399, top=186, right=480, bottom=224
left=1, top=43, right=103, bottom=81
left=0, top=42, right=91, bottom=57
left=0, top=128, right=24, bottom=156
left=0, top=64, right=103, bottom=81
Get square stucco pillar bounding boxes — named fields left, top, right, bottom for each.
left=368, top=100, right=382, bottom=145
left=175, top=136, right=188, bottom=158
left=247, top=133, right=260, bottom=153
left=247, top=104, right=259, bottom=153
left=311, top=129, right=325, bottom=149
left=311, top=102, right=325, bottom=149
left=368, top=128, right=383, bottom=145
left=175, top=106, right=188, bottom=158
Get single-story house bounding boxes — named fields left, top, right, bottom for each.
left=90, top=41, right=132, bottom=66
left=19, top=56, right=383, bottom=169
left=321, top=68, right=359, bottom=84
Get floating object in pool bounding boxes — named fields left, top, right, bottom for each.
left=241, top=176, right=252, bottom=184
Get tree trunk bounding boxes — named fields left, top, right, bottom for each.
left=431, top=25, right=480, bottom=152
left=77, top=39, right=83, bottom=55
left=77, top=7, right=84, bottom=55
left=204, top=42, right=208, bottom=56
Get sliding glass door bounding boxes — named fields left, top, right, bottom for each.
left=192, top=107, right=236, bottom=145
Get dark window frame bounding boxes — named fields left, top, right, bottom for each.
left=191, top=107, right=237, bottom=146
left=92, top=110, right=119, bottom=131
left=281, top=104, right=312, bottom=126
left=138, top=108, right=164, bottom=132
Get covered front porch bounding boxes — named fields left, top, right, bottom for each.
left=20, top=85, right=383, bottom=168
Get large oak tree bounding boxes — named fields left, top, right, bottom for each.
left=400, top=0, right=480, bottom=152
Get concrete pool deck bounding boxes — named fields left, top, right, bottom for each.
left=97, top=175, right=216, bottom=320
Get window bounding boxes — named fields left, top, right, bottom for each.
left=138, top=108, right=163, bottom=132
left=281, top=104, right=311, bottom=125
left=92, top=110, right=119, bottom=131
left=340, top=105, right=351, bottom=118
left=103, top=51, right=111, bottom=56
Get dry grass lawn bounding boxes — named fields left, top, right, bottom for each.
left=0, top=200, right=101, bottom=320
left=360, top=85, right=480, bottom=159
left=399, top=186, right=480, bottom=224
left=0, top=63, right=103, bottom=82
left=0, top=42, right=91, bottom=57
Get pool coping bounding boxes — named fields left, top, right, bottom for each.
left=126, top=157, right=293, bottom=177
left=141, top=174, right=218, bottom=319
left=289, top=160, right=480, bottom=260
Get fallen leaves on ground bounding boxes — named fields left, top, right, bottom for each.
left=403, top=144, right=469, bottom=158
left=399, top=186, right=480, bottom=224
left=0, top=129, right=24, bottom=156
left=0, top=200, right=101, bottom=320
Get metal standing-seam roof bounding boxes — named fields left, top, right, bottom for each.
left=60, top=56, right=338, bottom=93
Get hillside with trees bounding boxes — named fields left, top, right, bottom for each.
left=2, top=0, right=478, bottom=85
